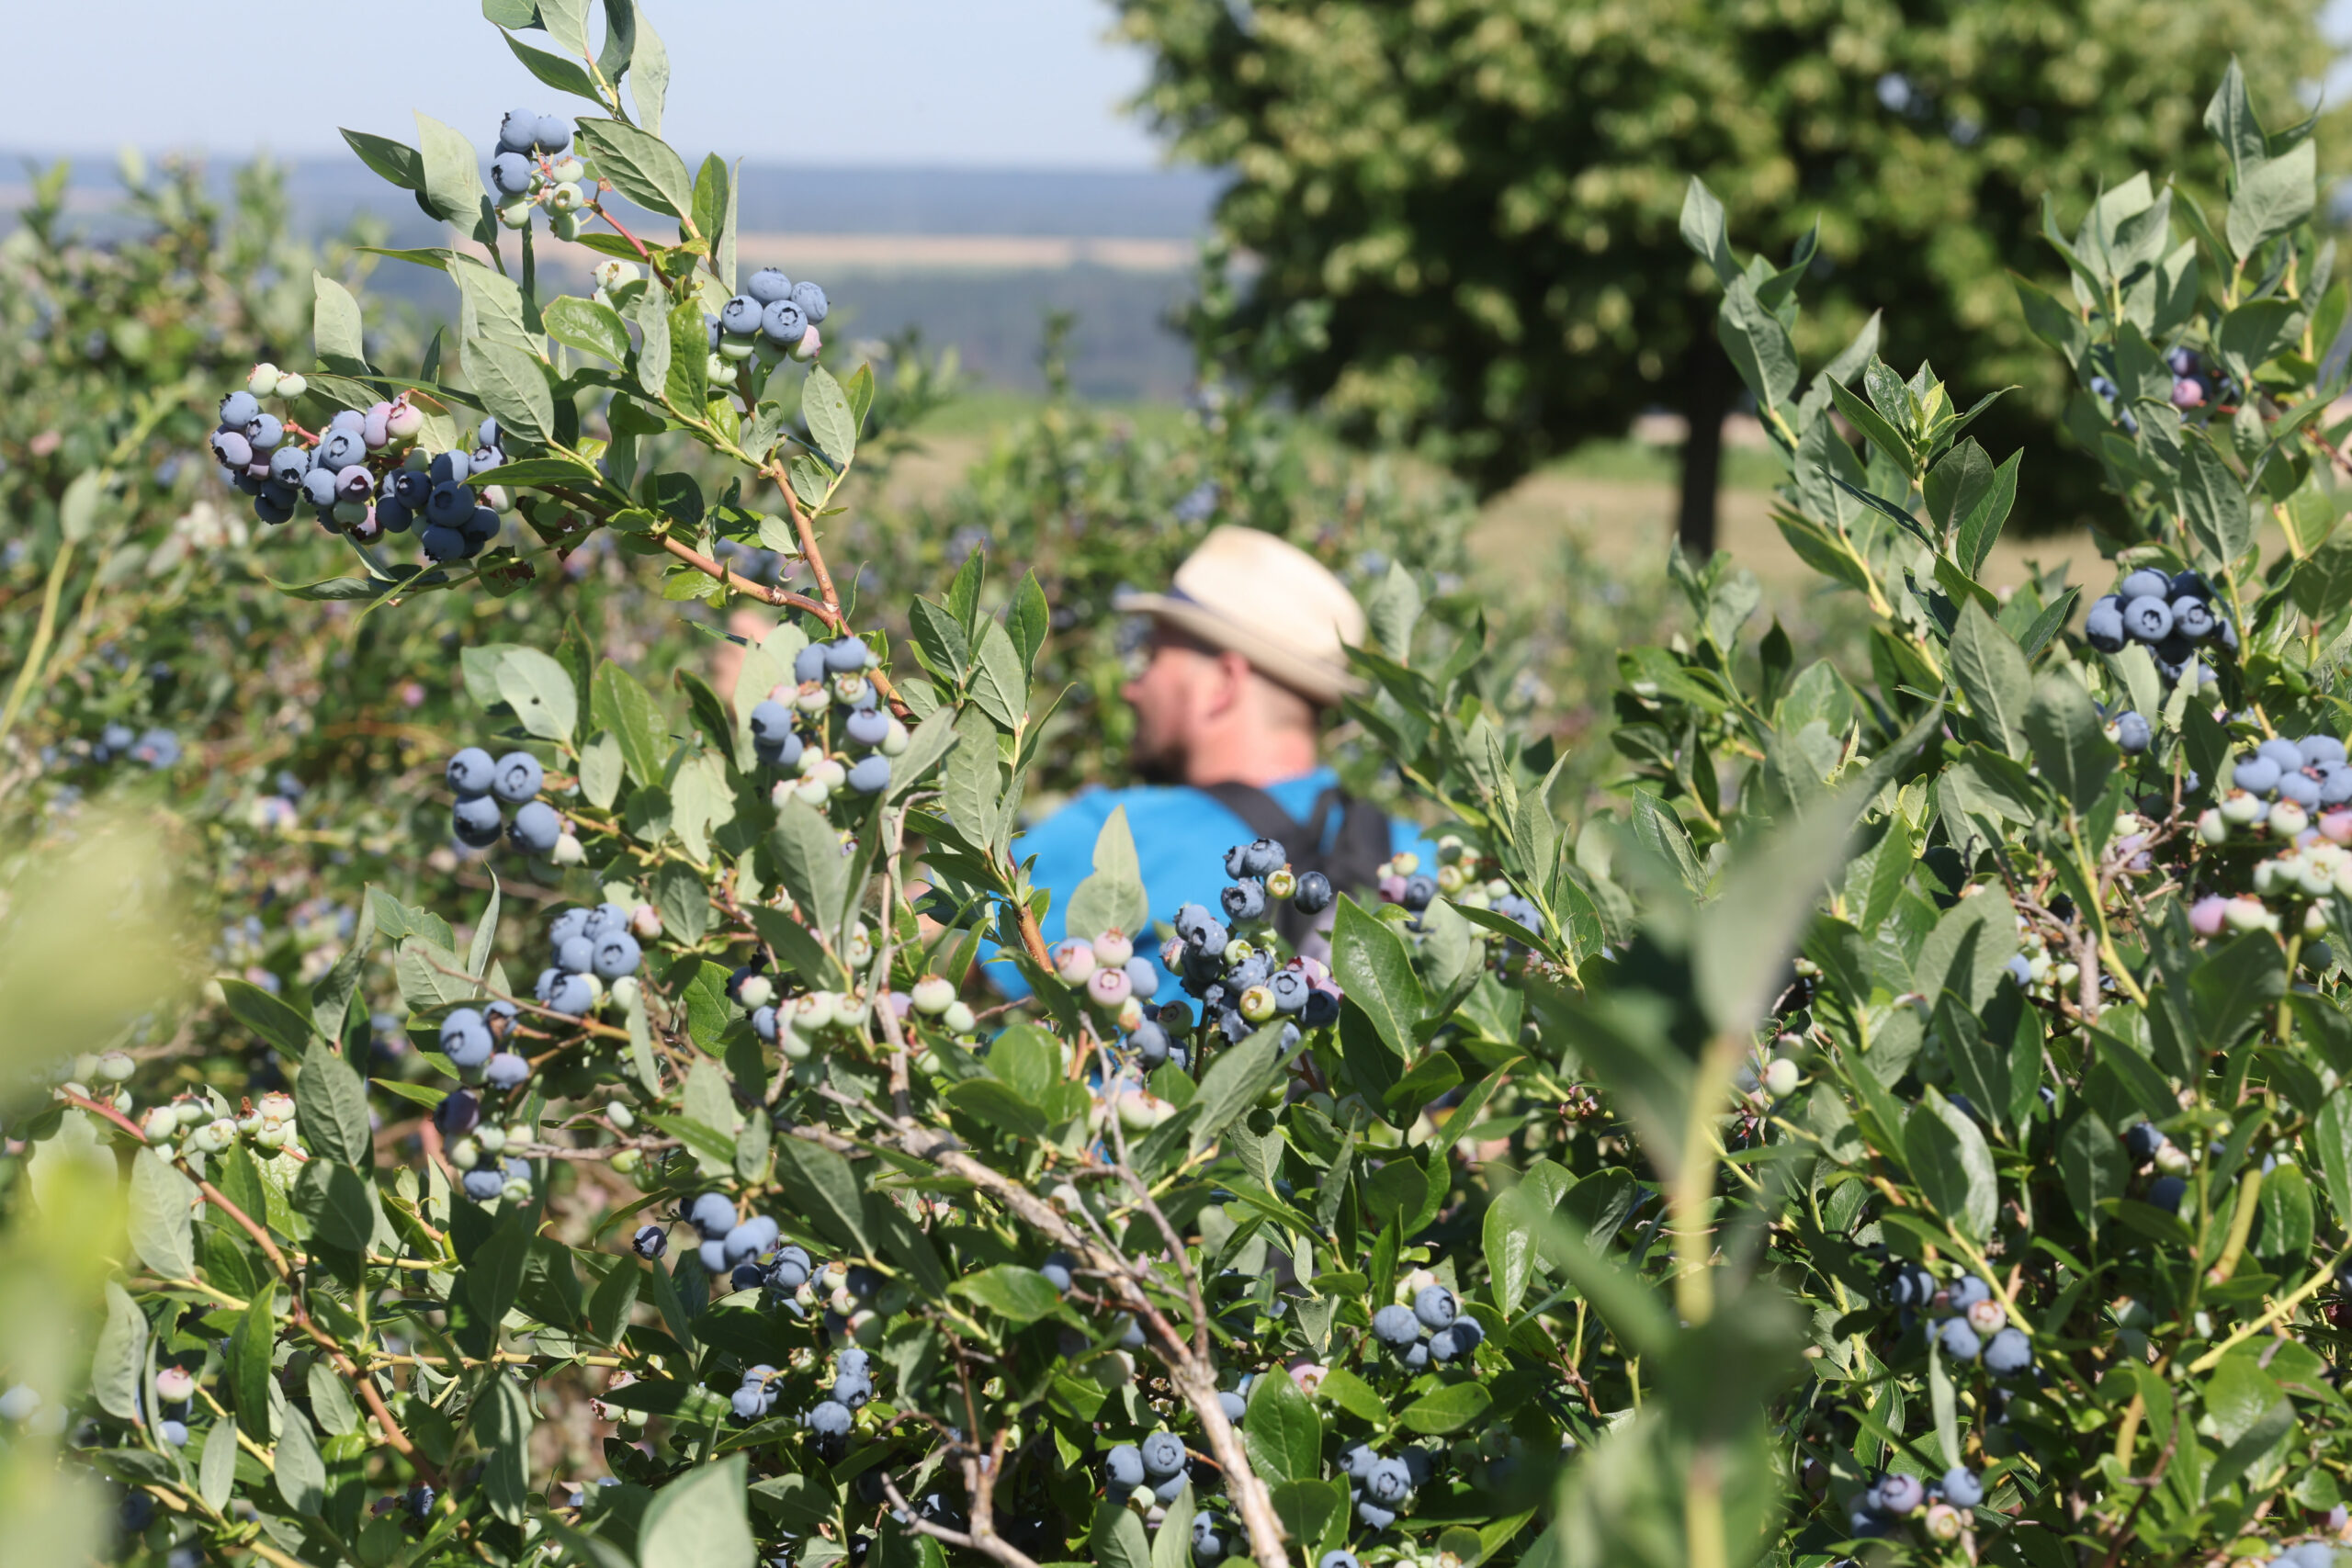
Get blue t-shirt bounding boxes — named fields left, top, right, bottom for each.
left=988, top=767, right=1438, bottom=1000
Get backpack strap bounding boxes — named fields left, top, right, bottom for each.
left=1196, top=782, right=1392, bottom=954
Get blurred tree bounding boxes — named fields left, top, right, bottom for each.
left=1114, top=0, right=2332, bottom=550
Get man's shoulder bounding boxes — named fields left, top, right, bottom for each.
left=1022, top=782, right=1267, bottom=848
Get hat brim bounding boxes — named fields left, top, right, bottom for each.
left=1114, top=590, right=1363, bottom=708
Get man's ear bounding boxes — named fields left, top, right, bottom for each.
left=1205, top=651, right=1254, bottom=717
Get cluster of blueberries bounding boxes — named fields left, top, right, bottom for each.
left=435, top=1005, right=528, bottom=1090
left=710, top=266, right=831, bottom=373
left=2123, top=1121, right=2193, bottom=1216
left=1047, top=928, right=1159, bottom=1019
left=1369, top=1282, right=1484, bottom=1371
left=531, top=903, right=644, bottom=1016
left=1881, top=1263, right=2032, bottom=1377
left=87, top=721, right=179, bottom=770
left=2222, top=734, right=2352, bottom=819
left=428, top=1088, right=536, bottom=1202
left=1103, top=1429, right=1193, bottom=1506
left=1151, top=836, right=1347, bottom=1051
left=487, top=109, right=586, bottom=238
left=2084, top=566, right=2235, bottom=689
left=379, top=421, right=510, bottom=564
left=1849, top=1464, right=1985, bottom=1542
left=2164, top=344, right=2236, bottom=413
left=1340, top=1440, right=1438, bottom=1531
left=746, top=636, right=901, bottom=802
left=446, top=745, right=562, bottom=854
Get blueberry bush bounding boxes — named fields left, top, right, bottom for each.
left=16, top=14, right=2352, bottom=1568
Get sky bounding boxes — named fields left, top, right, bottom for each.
left=0, top=0, right=1164, bottom=170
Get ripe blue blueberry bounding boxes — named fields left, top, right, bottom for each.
left=497, top=111, right=539, bottom=152
left=2279, top=772, right=2323, bottom=808
left=823, top=636, right=873, bottom=673
left=633, top=1224, right=667, bottom=1258
left=1221, top=879, right=1266, bottom=921
left=699, top=1239, right=729, bottom=1274
left=2120, top=595, right=2172, bottom=642
left=750, top=700, right=796, bottom=744
left=2231, top=754, right=2281, bottom=796
left=1372, top=1303, right=1419, bottom=1348
left=793, top=643, right=829, bottom=683
left=1938, top=1317, right=1982, bottom=1361
left=430, top=449, right=472, bottom=485
left=1040, top=1251, right=1075, bottom=1292
left=1319, top=1554, right=1361, bottom=1568
left=1871, top=1472, right=1925, bottom=1517
left=1983, top=1325, right=2033, bottom=1376
left=484, top=1052, right=530, bottom=1090
left=746, top=268, right=794, bottom=304
left=434, top=1090, right=481, bottom=1136
left=1153, top=1472, right=1189, bottom=1504
left=592, top=931, right=640, bottom=980
left=845, top=706, right=890, bottom=748
left=491, top=750, right=543, bottom=804
left=159, top=1418, right=188, bottom=1447
left=1133, top=1019, right=1172, bottom=1066
left=2259, top=737, right=2308, bottom=773
left=316, top=429, right=365, bottom=469
left=209, top=430, right=253, bottom=468
left=219, top=389, right=261, bottom=427
left=2302, top=735, right=2349, bottom=767
left=1125, top=956, right=1159, bottom=1000
left=509, top=800, right=562, bottom=855
left=545, top=972, right=594, bottom=1015
left=452, top=792, right=503, bottom=839
left=269, top=446, right=311, bottom=485
left=848, top=755, right=891, bottom=794
left=720, top=295, right=764, bottom=335
left=1301, top=988, right=1340, bottom=1028
left=1413, top=1284, right=1457, bottom=1330
left=462, top=1168, right=504, bottom=1201
left=533, top=115, right=571, bottom=153
left=806, top=1400, right=852, bottom=1437
left=2171, top=597, right=2214, bottom=640
left=1140, top=1430, right=1187, bottom=1479
left=761, top=299, right=808, bottom=346
left=1217, top=1390, right=1246, bottom=1422
left=1365, top=1457, right=1411, bottom=1505
left=689, top=1193, right=738, bottom=1235
left=557, top=934, right=594, bottom=975
left=752, top=1006, right=779, bottom=1042
left=1355, top=1499, right=1396, bottom=1529
left=1941, top=1466, right=1983, bottom=1508
left=490, top=152, right=533, bottom=196
left=1400, top=874, right=1437, bottom=910
left=301, top=468, right=341, bottom=509
left=424, top=483, right=473, bottom=529
left=2117, top=568, right=2171, bottom=602
left=470, top=446, right=503, bottom=475
left=440, top=1009, right=494, bottom=1068
left=790, top=281, right=829, bottom=323
left=1192, top=1510, right=1227, bottom=1564
left=2115, top=711, right=2150, bottom=753
left=1432, top=1317, right=1484, bottom=1359
left=725, top=1215, right=779, bottom=1264
left=2147, top=1175, right=2187, bottom=1213
left=1103, top=1443, right=1145, bottom=1491
left=769, top=1245, right=811, bottom=1289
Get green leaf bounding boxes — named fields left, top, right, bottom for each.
left=297, top=1038, right=372, bottom=1168
left=294, top=1160, right=380, bottom=1251
left=128, top=1148, right=197, bottom=1279
left=1950, top=601, right=2031, bottom=756
left=949, top=1265, right=1062, bottom=1325
left=772, top=1137, right=871, bottom=1255
left=469, top=340, right=556, bottom=448
left=1330, top=897, right=1425, bottom=1062
left=91, top=1281, right=145, bottom=1423
left=572, top=116, right=695, bottom=219
left=220, top=976, right=319, bottom=1059
left=1399, top=1380, right=1494, bottom=1435
left=2022, top=674, right=2116, bottom=816
left=626, top=4, right=670, bottom=136
left=307, top=1360, right=359, bottom=1438
left=502, top=28, right=599, bottom=96
left=1089, top=1500, right=1153, bottom=1568
left=2310, top=1089, right=2352, bottom=1223
left=312, top=272, right=368, bottom=375
left=1064, top=806, right=1148, bottom=949
left=340, top=128, right=424, bottom=191
left=2206, top=59, right=2268, bottom=181
left=593, top=660, right=670, bottom=784
left=275, top=1410, right=326, bottom=1516
left=494, top=646, right=580, bottom=744
left=1152, top=1483, right=1195, bottom=1568
left=1244, top=1365, right=1321, bottom=1483
left=968, top=618, right=1030, bottom=729
left=641, top=1453, right=755, bottom=1568
left=1187, top=1023, right=1287, bottom=1155
left=2179, top=431, right=2253, bottom=566
left=1904, top=1089, right=1997, bottom=1245
left=469, top=1209, right=534, bottom=1328
left=543, top=296, right=632, bottom=364
left=1951, top=450, right=2021, bottom=576
left=1485, top=1186, right=1540, bottom=1317
left=199, top=1417, right=238, bottom=1512
left=413, top=112, right=489, bottom=228
left=1717, top=275, right=1797, bottom=412
left=802, top=364, right=859, bottom=468
left=1827, top=375, right=1915, bottom=478
left=663, top=294, right=708, bottom=412
left=771, top=797, right=850, bottom=938
left=2291, top=533, right=2352, bottom=620
left=233, top=1292, right=275, bottom=1439
left=2227, top=140, right=2316, bottom=261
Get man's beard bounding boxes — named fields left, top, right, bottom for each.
left=1127, top=729, right=1184, bottom=784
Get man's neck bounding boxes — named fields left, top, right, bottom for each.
left=1184, top=732, right=1320, bottom=789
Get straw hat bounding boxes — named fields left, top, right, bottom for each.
left=1114, top=526, right=1366, bottom=707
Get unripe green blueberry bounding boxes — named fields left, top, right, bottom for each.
left=549, top=182, right=583, bottom=212
left=95, top=1052, right=133, bottom=1083
left=1239, top=985, right=1277, bottom=1023
left=879, top=716, right=910, bottom=756
left=478, top=1127, right=507, bottom=1155
left=942, top=1000, right=977, bottom=1034
left=794, top=775, right=832, bottom=807
left=610, top=976, right=640, bottom=1010
left=550, top=209, right=582, bottom=242
left=706, top=352, right=733, bottom=380
left=610, top=1148, right=641, bottom=1175
left=247, top=363, right=283, bottom=398
left=740, top=974, right=776, bottom=1010
left=2221, top=789, right=2266, bottom=825
left=192, top=1120, right=234, bottom=1154
left=497, top=199, right=533, bottom=230
left=795, top=685, right=832, bottom=717
left=719, top=335, right=759, bottom=362
left=1222, top=938, right=1253, bottom=967
left=449, top=1136, right=481, bottom=1170
left=277, top=372, right=308, bottom=400
left=551, top=831, right=586, bottom=865
left=911, top=976, right=956, bottom=1015
left=1763, top=1057, right=1802, bottom=1097
left=550, top=157, right=585, bottom=183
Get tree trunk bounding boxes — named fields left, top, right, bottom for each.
left=1676, top=337, right=1734, bottom=561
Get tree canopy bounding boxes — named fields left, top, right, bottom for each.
left=1114, top=0, right=2331, bottom=548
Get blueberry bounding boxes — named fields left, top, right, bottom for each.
left=2305, top=735, right=2349, bottom=767
left=2117, top=568, right=2172, bottom=603
left=2233, top=755, right=2282, bottom=796
left=546, top=972, right=595, bottom=1016
left=1400, top=874, right=1437, bottom=910
left=159, top=1418, right=188, bottom=1446
left=533, top=114, right=571, bottom=153
left=1040, top=1251, right=1075, bottom=1292
left=2259, top=737, right=2308, bottom=772
left=730, top=1385, right=770, bottom=1421
left=750, top=700, right=796, bottom=744
left=1217, top=1390, right=1246, bottom=1423
left=793, top=643, right=828, bottom=683
left=1871, top=1472, right=1926, bottom=1517
left=1372, top=1303, right=1420, bottom=1348
left=1221, top=879, right=1266, bottom=921
left=557, top=935, right=594, bottom=975
left=592, top=931, right=641, bottom=979
left=823, top=637, right=873, bottom=673
left=698, top=1238, right=729, bottom=1274
left=1319, top=1554, right=1361, bottom=1568
left=1356, top=1500, right=1397, bottom=1529
left=845, top=706, right=890, bottom=748
left=1365, top=1456, right=1411, bottom=1505
left=462, top=1168, right=504, bottom=1201
left=430, top=450, right=473, bottom=485
left=1140, top=1430, right=1187, bottom=1480
left=720, top=295, right=765, bottom=336
left=1938, top=1318, right=1982, bottom=1361
left=219, top=389, right=262, bottom=427
left=497, top=110, right=539, bottom=153
left=2147, top=1176, right=2187, bottom=1214
left=2121, top=595, right=2173, bottom=642
left=490, top=152, right=533, bottom=195
left=2171, top=596, right=2214, bottom=641
left=209, top=429, right=253, bottom=468
left=509, top=800, right=562, bottom=855
left=1301, top=987, right=1340, bottom=1027
left=470, top=446, right=503, bottom=475
left=1941, top=1466, right=1983, bottom=1509
left=848, top=755, right=891, bottom=794
left=1433, top=1316, right=1483, bottom=1358
left=1102, top=1443, right=1147, bottom=1491
left=2280, top=772, right=2323, bottom=808
left=303, top=468, right=341, bottom=509
left=1124, top=956, right=1159, bottom=1000
left=491, top=750, right=543, bottom=804
left=834, top=1374, right=872, bottom=1408
left=1192, top=1511, right=1228, bottom=1564
left=1983, top=1325, right=2033, bottom=1376
left=269, top=446, right=311, bottom=485
left=745, top=268, right=795, bottom=305
left=632, top=1224, right=667, bottom=1258
left=434, top=1090, right=481, bottom=1136
left=484, top=1052, right=530, bottom=1090
left=790, top=280, right=829, bottom=323
left=1413, top=1284, right=1457, bottom=1330
left=452, top=791, right=503, bottom=844
left=761, top=299, right=808, bottom=346
left=684, top=1193, right=734, bottom=1236
left=1947, top=1274, right=1989, bottom=1308
left=425, top=482, right=473, bottom=528
left=316, top=429, right=365, bottom=469
left=440, top=1009, right=494, bottom=1068
left=845, top=1264, right=881, bottom=1299
left=1153, top=1472, right=1189, bottom=1504
left=2115, top=712, right=2151, bottom=753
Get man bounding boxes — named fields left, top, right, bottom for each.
left=993, top=525, right=1435, bottom=999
